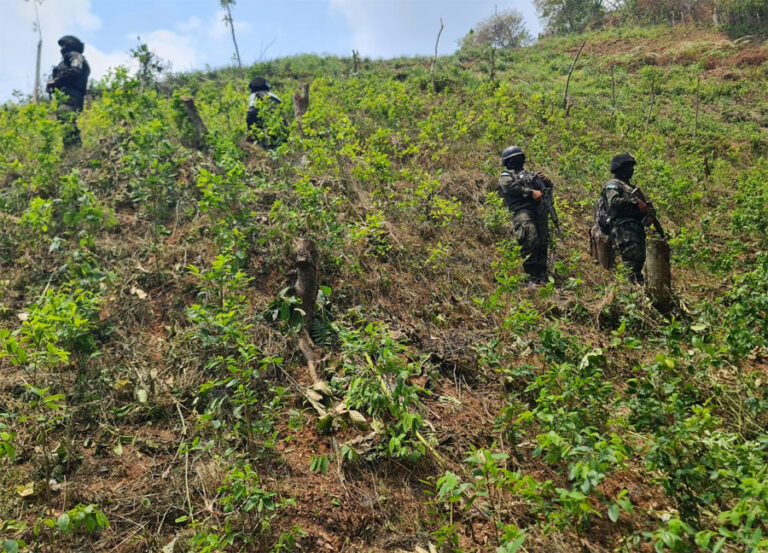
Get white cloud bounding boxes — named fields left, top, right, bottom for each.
left=36, top=0, right=102, bottom=33
left=176, top=16, right=203, bottom=34
left=0, top=0, right=104, bottom=99
left=135, top=30, right=197, bottom=73
left=0, top=2, right=214, bottom=100
left=207, top=8, right=252, bottom=41
left=330, top=0, right=424, bottom=58
left=85, top=47, right=132, bottom=84
left=329, top=0, right=541, bottom=59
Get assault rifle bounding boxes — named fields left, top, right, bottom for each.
left=538, top=175, right=561, bottom=232
left=632, top=186, right=665, bottom=239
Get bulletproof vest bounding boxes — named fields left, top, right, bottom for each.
left=52, top=52, right=90, bottom=107
left=603, top=178, right=644, bottom=226
left=498, top=169, right=544, bottom=212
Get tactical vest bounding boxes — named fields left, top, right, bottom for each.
left=602, top=178, right=644, bottom=226
left=498, top=169, right=544, bottom=213
left=52, top=52, right=90, bottom=107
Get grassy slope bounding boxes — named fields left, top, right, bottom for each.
left=0, top=25, right=767, bottom=553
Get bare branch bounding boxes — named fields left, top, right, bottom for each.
left=563, top=40, right=586, bottom=112
left=430, top=18, right=444, bottom=93
left=259, top=35, right=279, bottom=62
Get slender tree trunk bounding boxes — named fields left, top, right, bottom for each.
left=694, top=74, right=700, bottom=140
left=563, top=40, right=586, bottom=113
left=430, top=18, right=444, bottom=93
left=225, top=3, right=242, bottom=69
left=645, top=77, right=656, bottom=132
left=33, top=1, right=42, bottom=103
left=490, top=47, right=496, bottom=82
left=34, top=39, right=42, bottom=103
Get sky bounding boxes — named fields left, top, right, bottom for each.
left=1, top=0, right=542, bottom=102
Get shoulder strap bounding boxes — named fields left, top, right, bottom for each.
left=67, top=52, right=84, bottom=69
left=603, top=178, right=624, bottom=191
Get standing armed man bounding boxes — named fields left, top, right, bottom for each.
left=497, top=146, right=557, bottom=286
left=601, top=153, right=658, bottom=284
left=246, top=76, right=283, bottom=149
left=47, top=35, right=90, bottom=147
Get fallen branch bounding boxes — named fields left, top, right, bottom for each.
left=175, top=401, right=194, bottom=524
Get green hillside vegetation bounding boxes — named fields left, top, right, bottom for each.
left=1, top=24, right=768, bottom=553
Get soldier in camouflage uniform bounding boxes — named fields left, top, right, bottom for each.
left=601, top=153, right=651, bottom=284
left=497, top=146, right=554, bottom=285
left=46, top=36, right=90, bottom=147
left=246, top=76, right=283, bottom=149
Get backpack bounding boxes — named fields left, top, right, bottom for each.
left=595, top=194, right=611, bottom=234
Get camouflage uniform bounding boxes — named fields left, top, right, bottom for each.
left=246, top=77, right=283, bottom=149
left=498, top=168, right=549, bottom=282
left=602, top=178, right=646, bottom=283
left=49, top=37, right=90, bottom=146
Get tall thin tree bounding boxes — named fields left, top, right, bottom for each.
left=220, top=0, right=242, bottom=68
left=27, top=0, right=44, bottom=103
left=430, top=18, right=444, bottom=92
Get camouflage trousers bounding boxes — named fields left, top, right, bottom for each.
left=56, top=103, right=81, bottom=147
left=610, top=220, right=646, bottom=283
left=511, top=208, right=549, bottom=282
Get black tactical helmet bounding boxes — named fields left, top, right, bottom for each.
left=58, top=35, right=85, bottom=54
left=501, top=145, right=525, bottom=163
left=248, top=76, right=270, bottom=93
left=610, top=153, right=636, bottom=174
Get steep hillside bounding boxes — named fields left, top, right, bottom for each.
left=1, top=25, right=767, bottom=553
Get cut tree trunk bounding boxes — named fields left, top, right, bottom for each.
left=293, top=238, right=320, bottom=382
left=292, top=83, right=310, bottom=135
left=646, top=236, right=672, bottom=313
left=179, top=96, right=208, bottom=150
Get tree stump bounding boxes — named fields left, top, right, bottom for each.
left=292, top=83, right=310, bottom=136
left=293, top=238, right=320, bottom=382
left=179, top=96, right=208, bottom=150
left=590, top=225, right=615, bottom=269
left=646, top=236, right=672, bottom=313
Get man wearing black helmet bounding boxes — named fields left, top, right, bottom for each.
left=46, top=35, right=90, bottom=146
left=246, top=76, right=283, bottom=149
left=601, top=153, right=652, bottom=284
left=497, top=145, right=554, bottom=285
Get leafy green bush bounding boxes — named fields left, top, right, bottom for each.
left=723, top=254, right=768, bottom=359
left=334, top=321, right=428, bottom=460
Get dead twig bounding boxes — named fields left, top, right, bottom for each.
left=175, top=401, right=194, bottom=523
